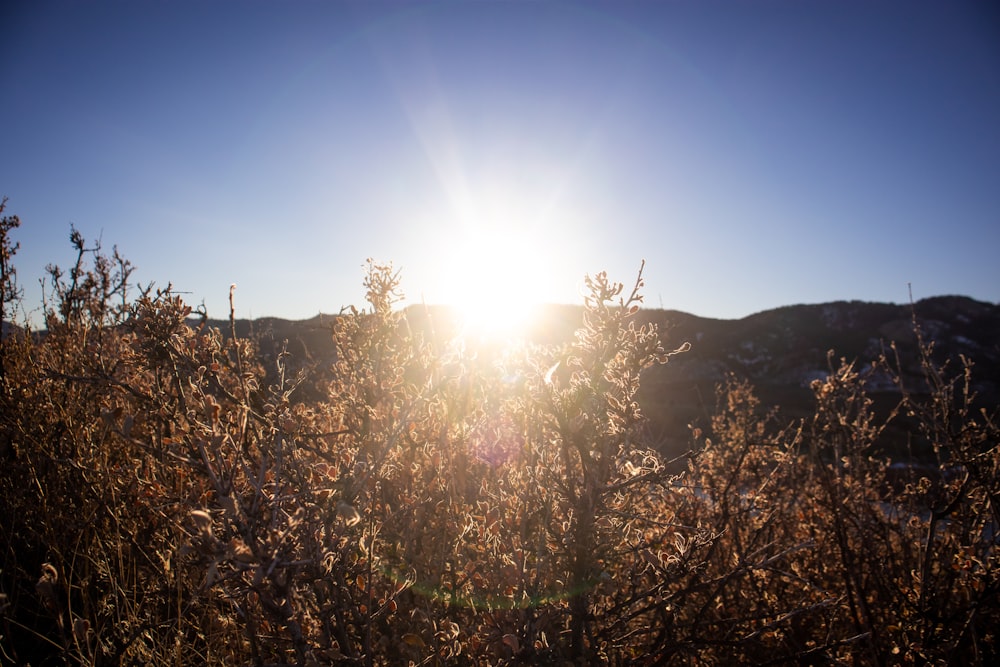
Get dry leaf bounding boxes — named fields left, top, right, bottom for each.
left=401, top=632, right=425, bottom=647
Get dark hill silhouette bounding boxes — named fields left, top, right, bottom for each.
left=198, top=296, right=1000, bottom=457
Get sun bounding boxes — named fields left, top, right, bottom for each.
left=434, top=221, right=549, bottom=340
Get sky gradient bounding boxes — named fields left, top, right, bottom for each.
left=2, top=1, right=998, bottom=326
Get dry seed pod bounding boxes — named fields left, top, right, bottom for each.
left=36, top=563, right=60, bottom=615
left=72, top=616, right=91, bottom=644
left=190, top=509, right=214, bottom=537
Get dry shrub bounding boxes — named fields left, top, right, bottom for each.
left=1, top=207, right=997, bottom=665
left=663, top=349, right=999, bottom=665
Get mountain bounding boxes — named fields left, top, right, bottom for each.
left=1, top=320, right=25, bottom=339
left=203, top=296, right=1000, bottom=458
left=633, top=296, right=1000, bottom=455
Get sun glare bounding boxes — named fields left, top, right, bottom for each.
left=398, top=90, right=579, bottom=340
left=441, top=224, right=545, bottom=339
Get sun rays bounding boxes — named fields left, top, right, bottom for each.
left=435, top=219, right=546, bottom=339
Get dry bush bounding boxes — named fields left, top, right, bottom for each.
left=660, top=349, right=999, bottom=665
left=1, top=204, right=997, bottom=666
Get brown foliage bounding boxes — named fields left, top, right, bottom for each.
left=0, top=210, right=997, bottom=665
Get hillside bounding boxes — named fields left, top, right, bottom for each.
left=211, top=296, right=1000, bottom=457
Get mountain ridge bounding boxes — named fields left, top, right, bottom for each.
left=204, top=296, right=998, bottom=458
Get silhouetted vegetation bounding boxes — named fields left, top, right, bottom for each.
left=1, top=206, right=997, bottom=665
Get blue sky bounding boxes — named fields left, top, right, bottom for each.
left=2, top=1, right=998, bottom=325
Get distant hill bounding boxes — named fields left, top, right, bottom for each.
left=633, top=296, right=1000, bottom=455
left=196, top=296, right=1000, bottom=458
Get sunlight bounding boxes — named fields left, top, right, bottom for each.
left=439, top=221, right=545, bottom=339
left=389, top=66, right=589, bottom=340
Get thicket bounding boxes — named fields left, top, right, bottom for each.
left=0, top=201, right=997, bottom=665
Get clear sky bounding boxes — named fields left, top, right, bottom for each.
left=2, top=1, right=998, bottom=326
